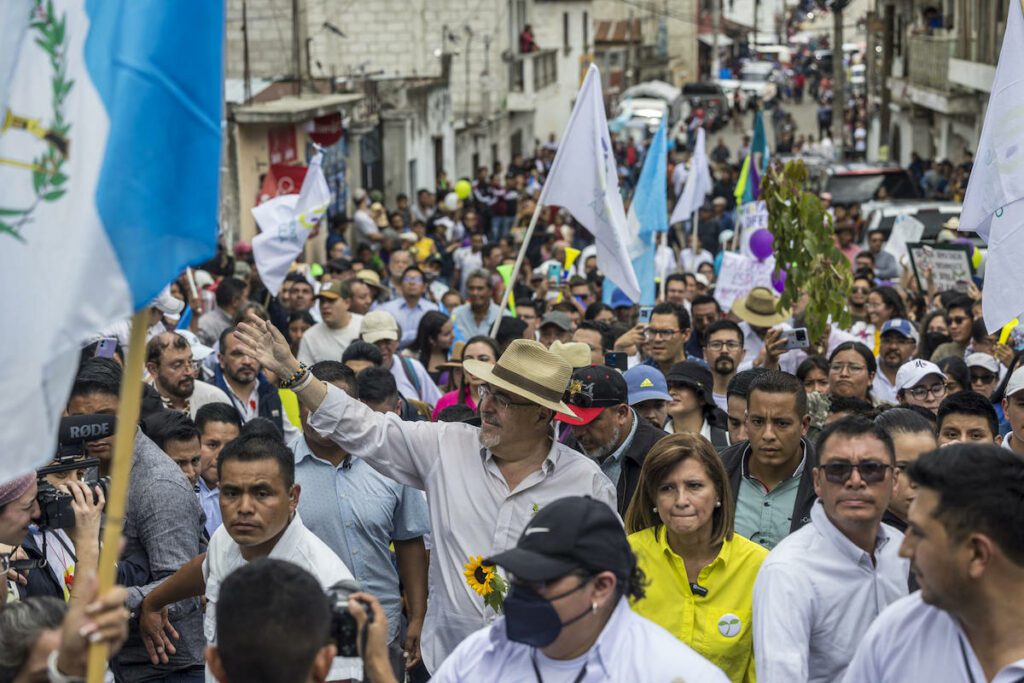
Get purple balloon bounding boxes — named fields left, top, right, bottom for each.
left=750, top=229, right=774, bottom=262
left=772, top=269, right=787, bottom=294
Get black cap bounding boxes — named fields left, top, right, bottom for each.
left=485, top=496, right=633, bottom=582
left=665, top=361, right=715, bottom=407
left=555, top=365, right=629, bottom=426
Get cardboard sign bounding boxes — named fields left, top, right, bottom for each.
left=714, top=251, right=777, bottom=312
left=906, top=242, right=974, bottom=293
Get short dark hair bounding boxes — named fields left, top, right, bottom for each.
left=970, top=318, right=991, bottom=344
left=146, top=332, right=190, bottom=366
left=748, top=370, right=808, bottom=418
left=401, top=265, right=425, bottom=282
left=815, top=414, right=896, bottom=465
left=651, top=302, right=691, bottom=331
left=907, top=444, right=1024, bottom=566
left=577, top=321, right=615, bottom=353
left=690, top=294, right=721, bottom=312
left=288, top=310, right=316, bottom=327
left=856, top=250, right=875, bottom=264
left=215, top=558, right=332, bottom=683
left=240, top=417, right=284, bottom=442
left=828, top=395, right=876, bottom=418
left=946, top=295, right=975, bottom=318
left=341, top=340, right=383, bottom=366
left=726, top=367, right=771, bottom=400
left=702, top=319, right=743, bottom=346
left=219, top=325, right=240, bottom=352
left=309, top=361, right=358, bottom=397
left=829, top=341, right=877, bottom=375
left=195, top=403, right=243, bottom=434
left=70, top=357, right=122, bottom=402
left=875, top=407, right=935, bottom=437
left=141, top=411, right=201, bottom=450
left=796, top=355, right=830, bottom=383
left=356, top=367, right=399, bottom=406
left=870, top=286, right=907, bottom=320
left=664, top=273, right=687, bottom=289
left=216, top=277, right=248, bottom=309
left=496, top=318, right=528, bottom=349
left=936, top=390, right=999, bottom=437
left=901, top=404, right=939, bottom=430
left=217, top=432, right=295, bottom=488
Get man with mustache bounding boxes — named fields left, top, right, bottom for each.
left=703, top=320, right=746, bottom=412
left=873, top=319, right=919, bottom=405
left=213, top=326, right=295, bottom=441
left=753, top=416, right=909, bottom=682
left=146, top=332, right=231, bottom=419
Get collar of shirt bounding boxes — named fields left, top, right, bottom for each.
left=809, top=500, right=892, bottom=565
left=160, top=392, right=189, bottom=414
left=480, top=431, right=562, bottom=476
left=604, top=410, right=640, bottom=466
left=663, top=417, right=710, bottom=439
left=268, top=510, right=308, bottom=560
left=293, top=435, right=349, bottom=470
left=197, top=477, right=218, bottom=500
left=740, top=440, right=807, bottom=484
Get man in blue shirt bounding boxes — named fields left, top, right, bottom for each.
left=291, top=360, right=430, bottom=680
left=378, top=265, right=438, bottom=349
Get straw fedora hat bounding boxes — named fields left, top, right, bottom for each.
left=549, top=340, right=593, bottom=369
left=731, top=286, right=790, bottom=327
left=463, top=339, right=575, bottom=416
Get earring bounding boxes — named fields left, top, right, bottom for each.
left=591, top=601, right=598, bottom=613
left=715, top=501, right=721, bottom=507
left=652, top=506, right=658, bottom=513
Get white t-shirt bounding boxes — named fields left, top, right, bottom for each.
left=296, top=314, right=364, bottom=365
left=202, top=512, right=359, bottom=682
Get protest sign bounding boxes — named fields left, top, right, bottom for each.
left=906, top=242, right=974, bottom=293
left=714, top=251, right=777, bottom=311
left=738, top=201, right=768, bottom=256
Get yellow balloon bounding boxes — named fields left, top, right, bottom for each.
left=455, top=179, right=472, bottom=200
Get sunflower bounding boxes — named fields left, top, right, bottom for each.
left=464, top=556, right=495, bottom=596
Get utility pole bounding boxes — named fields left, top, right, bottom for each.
left=292, top=0, right=302, bottom=94
left=879, top=3, right=894, bottom=160
left=712, top=0, right=721, bottom=79
left=242, top=0, right=251, bottom=103
left=831, top=5, right=845, bottom=159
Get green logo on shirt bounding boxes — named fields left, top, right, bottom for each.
left=718, top=613, right=742, bottom=638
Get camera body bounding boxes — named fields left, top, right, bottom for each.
left=326, top=578, right=371, bottom=658
left=35, top=477, right=109, bottom=530
left=34, top=414, right=115, bottom=529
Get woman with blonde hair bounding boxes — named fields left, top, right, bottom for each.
left=625, top=433, right=767, bottom=682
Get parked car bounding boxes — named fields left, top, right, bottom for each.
left=824, top=164, right=920, bottom=206
left=739, top=61, right=778, bottom=105
left=715, top=78, right=750, bottom=112
left=680, top=82, right=731, bottom=130
left=860, top=201, right=985, bottom=250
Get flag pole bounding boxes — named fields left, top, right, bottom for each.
left=490, top=201, right=544, bottom=337
left=87, top=308, right=149, bottom=682
left=690, top=208, right=699, bottom=272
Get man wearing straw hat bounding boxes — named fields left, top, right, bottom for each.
left=731, top=286, right=791, bottom=369
left=232, top=318, right=616, bottom=673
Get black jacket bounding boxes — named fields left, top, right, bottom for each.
left=615, top=417, right=669, bottom=516
left=719, top=437, right=818, bottom=536
left=213, top=366, right=285, bottom=435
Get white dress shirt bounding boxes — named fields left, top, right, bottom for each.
left=843, top=592, right=1024, bottom=683
left=202, top=512, right=359, bottom=681
left=753, top=501, right=909, bottom=683
left=432, top=597, right=729, bottom=682
left=872, top=370, right=898, bottom=405
left=308, top=383, right=617, bottom=672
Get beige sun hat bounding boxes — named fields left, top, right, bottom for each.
left=731, top=286, right=790, bottom=327
left=549, top=340, right=592, bottom=369
left=463, top=339, right=575, bottom=416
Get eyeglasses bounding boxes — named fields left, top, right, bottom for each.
left=907, top=383, right=947, bottom=400
left=948, top=316, right=970, bottom=325
left=479, top=385, right=533, bottom=410
left=970, top=372, right=998, bottom=385
left=706, top=340, right=742, bottom=351
left=820, top=461, right=891, bottom=484
left=881, top=336, right=915, bottom=346
left=830, top=362, right=867, bottom=374
left=644, top=328, right=681, bottom=339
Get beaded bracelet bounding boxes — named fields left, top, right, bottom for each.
left=279, top=362, right=308, bottom=389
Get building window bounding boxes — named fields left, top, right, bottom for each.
left=583, top=11, right=589, bottom=52
left=563, top=12, right=570, bottom=54
left=510, top=129, right=523, bottom=158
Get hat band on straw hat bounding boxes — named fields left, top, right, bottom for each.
left=491, top=364, right=565, bottom=403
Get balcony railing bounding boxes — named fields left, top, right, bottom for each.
left=508, top=48, right=558, bottom=93
left=907, top=34, right=955, bottom=92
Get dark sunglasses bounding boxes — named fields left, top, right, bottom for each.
left=820, top=461, right=891, bottom=485
left=970, top=372, right=997, bottom=385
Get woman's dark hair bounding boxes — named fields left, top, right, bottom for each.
left=141, top=411, right=201, bottom=450
left=829, top=341, right=877, bottom=401
left=936, top=356, right=970, bottom=393
left=412, top=311, right=451, bottom=368
left=457, top=335, right=501, bottom=405
left=288, top=310, right=315, bottom=327
left=584, top=302, right=614, bottom=321
left=870, top=286, right=907, bottom=322
left=796, top=355, right=829, bottom=383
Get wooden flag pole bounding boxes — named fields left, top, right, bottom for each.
left=689, top=208, right=700, bottom=272
left=490, top=201, right=545, bottom=337
left=87, top=308, right=150, bottom=682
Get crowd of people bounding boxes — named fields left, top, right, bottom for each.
left=2, top=112, right=1023, bottom=683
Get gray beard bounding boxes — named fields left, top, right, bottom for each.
left=583, top=424, right=623, bottom=461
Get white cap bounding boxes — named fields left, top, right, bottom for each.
left=965, top=352, right=1000, bottom=374
left=1005, top=367, right=1024, bottom=398
left=895, top=359, right=946, bottom=392
left=175, top=330, right=214, bottom=362
left=152, top=286, right=185, bottom=320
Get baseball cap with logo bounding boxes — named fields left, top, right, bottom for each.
left=880, top=318, right=919, bottom=343
left=485, top=496, right=634, bottom=582
left=360, top=311, right=399, bottom=344
left=555, top=365, right=629, bottom=426
left=965, top=353, right=1000, bottom=375
left=895, top=359, right=947, bottom=392
left=316, top=280, right=346, bottom=300
left=623, top=365, right=672, bottom=405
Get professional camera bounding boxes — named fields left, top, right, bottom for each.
left=326, top=578, right=372, bottom=658
left=35, top=414, right=115, bottom=530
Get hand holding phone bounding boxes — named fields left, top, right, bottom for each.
left=638, top=306, right=653, bottom=325
left=780, top=327, right=810, bottom=351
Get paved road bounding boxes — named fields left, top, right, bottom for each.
left=712, top=96, right=822, bottom=163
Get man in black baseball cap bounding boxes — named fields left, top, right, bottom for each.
left=431, top=496, right=728, bottom=681
left=555, top=366, right=666, bottom=514
left=664, top=361, right=730, bottom=448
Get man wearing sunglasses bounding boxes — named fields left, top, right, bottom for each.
left=754, top=416, right=909, bottom=682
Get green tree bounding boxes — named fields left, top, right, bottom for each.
left=762, top=160, right=852, bottom=344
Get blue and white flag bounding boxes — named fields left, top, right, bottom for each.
left=0, top=0, right=224, bottom=479
left=958, top=0, right=1024, bottom=330
left=605, top=118, right=667, bottom=306
left=540, top=64, right=640, bottom=302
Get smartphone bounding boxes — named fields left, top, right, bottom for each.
left=605, top=352, right=628, bottom=371
left=781, top=327, right=810, bottom=351
left=547, top=262, right=561, bottom=284
left=96, top=337, right=118, bottom=359
left=638, top=306, right=654, bottom=325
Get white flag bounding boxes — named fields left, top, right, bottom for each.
left=670, top=127, right=713, bottom=225
left=958, top=0, right=1024, bottom=329
left=539, top=65, right=640, bottom=302
left=251, top=152, right=330, bottom=296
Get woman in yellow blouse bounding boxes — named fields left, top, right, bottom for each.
left=625, top=433, right=768, bottom=682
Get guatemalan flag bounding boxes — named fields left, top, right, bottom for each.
left=0, top=0, right=224, bottom=480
